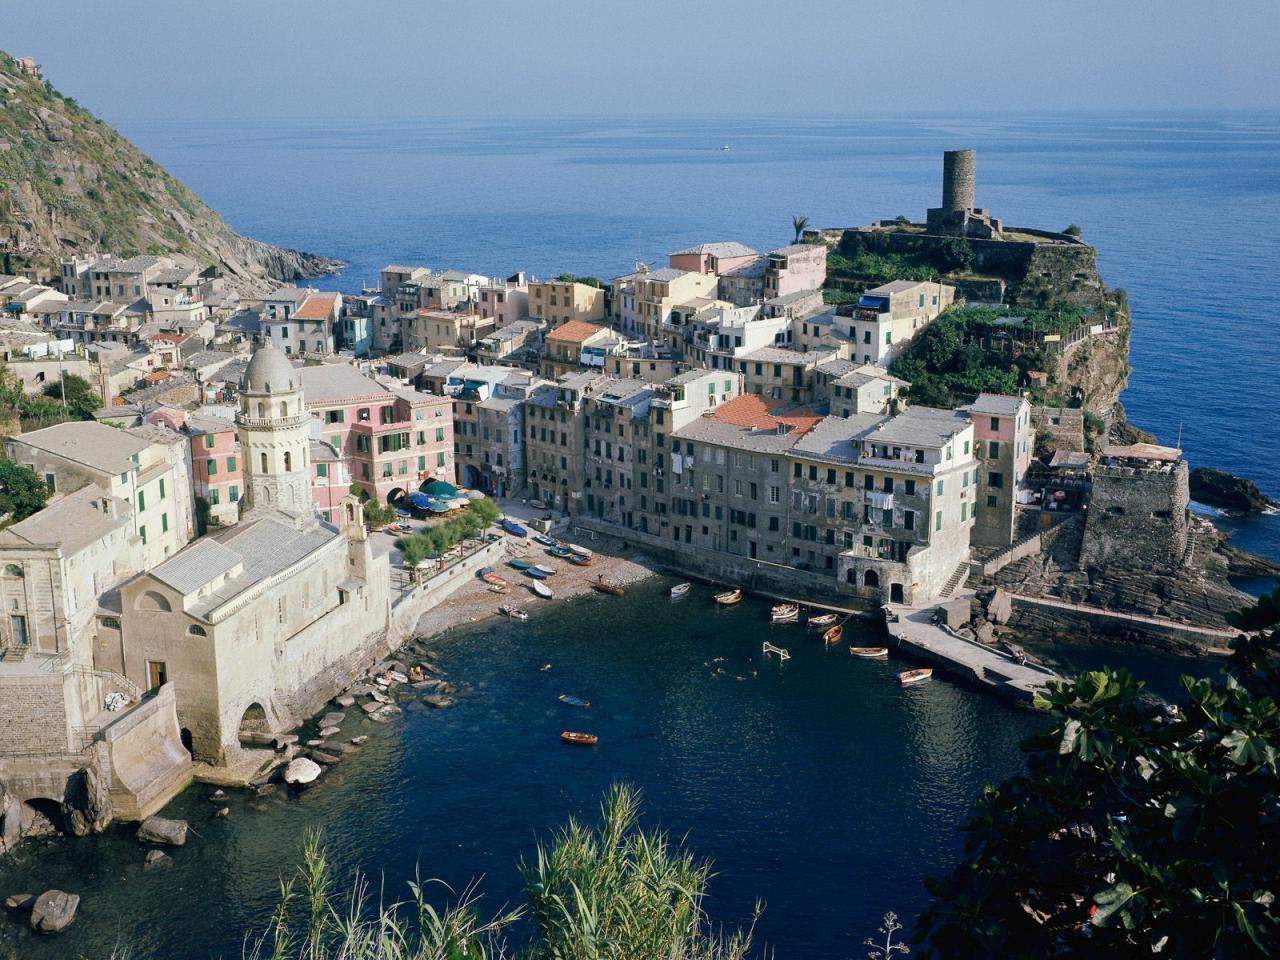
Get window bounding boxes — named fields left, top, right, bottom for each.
left=209, top=489, right=220, bottom=505
left=987, top=495, right=997, bottom=508
left=904, top=479, right=915, bottom=496
left=204, top=434, right=215, bottom=449
left=317, top=463, right=328, bottom=478
left=230, top=485, right=239, bottom=503
left=934, top=511, right=942, bottom=532
left=936, top=480, right=944, bottom=495
left=208, top=460, right=218, bottom=476
left=990, top=417, right=1000, bottom=431
left=227, top=457, right=236, bottom=472
left=261, top=452, right=268, bottom=473
left=961, top=502, right=967, bottom=521
left=161, top=512, right=169, bottom=533
left=904, top=509, right=915, bottom=530
left=914, top=449, right=925, bottom=463
left=44, top=472, right=56, bottom=492
left=137, top=490, right=145, bottom=510
left=139, top=525, right=147, bottom=544
left=989, top=472, right=1004, bottom=489
left=326, top=410, right=344, bottom=424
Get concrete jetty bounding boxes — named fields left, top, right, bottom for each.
left=883, top=603, right=1064, bottom=707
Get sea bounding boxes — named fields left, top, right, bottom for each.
left=1, top=114, right=1277, bottom=958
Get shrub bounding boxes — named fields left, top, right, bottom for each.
left=1063, top=223, right=1083, bottom=237
left=0, top=460, right=50, bottom=525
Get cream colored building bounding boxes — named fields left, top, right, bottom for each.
left=527, top=279, right=605, bottom=328
left=840, top=280, right=956, bottom=366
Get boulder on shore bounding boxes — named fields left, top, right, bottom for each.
left=137, top=816, right=188, bottom=847
left=1190, top=467, right=1276, bottom=514
left=29, top=890, right=79, bottom=933
left=320, top=712, right=346, bottom=727
left=283, top=757, right=322, bottom=786
left=4, top=893, right=35, bottom=912
left=144, top=849, right=169, bottom=868
left=333, top=694, right=356, bottom=708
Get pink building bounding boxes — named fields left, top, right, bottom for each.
left=968, top=393, right=1033, bottom=548
left=764, top=244, right=827, bottom=299
left=478, top=274, right=530, bottom=329
left=668, top=241, right=760, bottom=277
left=183, top=414, right=244, bottom=527
left=301, top=364, right=455, bottom=505
left=309, top=439, right=351, bottom=524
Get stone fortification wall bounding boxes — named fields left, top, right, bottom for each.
left=1080, top=461, right=1190, bottom=573
left=0, top=673, right=71, bottom=755
left=97, top=682, right=192, bottom=821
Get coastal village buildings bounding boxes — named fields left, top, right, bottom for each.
left=406, top=308, right=495, bottom=353
left=264, top=289, right=341, bottom=357
left=841, top=280, right=956, bottom=365
left=763, top=244, right=827, bottom=299
left=184, top=413, right=243, bottom=528
left=540, top=320, right=615, bottom=380
left=477, top=274, right=530, bottom=328
left=967, top=393, right=1034, bottom=549
left=612, top=268, right=718, bottom=342
left=527, top=279, right=604, bottom=328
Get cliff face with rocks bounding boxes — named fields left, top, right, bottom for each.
left=0, top=51, right=340, bottom=292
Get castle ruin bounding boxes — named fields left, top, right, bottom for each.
left=926, top=149, right=1005, bottom=239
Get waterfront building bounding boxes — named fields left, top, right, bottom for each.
left=717, top=255, right=770, bottom=307
left=540, top=320, right=616, bottom=380
left=265, top=290, right=341, bottom=357
left=1079, top=443, right=1190, bottom=574
left=405, top=308, right=495, bottom=353
left=737, top=345, right=837, bottom=403
left=113, top=356, right=390, bottom=764
left=7, top=420, right=195, bottom=568
left=967, top=393, right=1033, bottom=549
left=667, top=241, right=760, bottom=278
left=527, top=279, right=605, bottom=328
left=299, top=361, right=454, bottom=505
left=474, top=318, right=544, bottom=365
left=477, top=273, right=530, bottom=328
left=613, top=268, right=718, bottom=342
left=763, top=244, right=826, bottom=300
left=839, top=280, right=955, bottom=365
left=525, top=371, right=600, bottom=513
left=337, top=294, right=375, bottom=356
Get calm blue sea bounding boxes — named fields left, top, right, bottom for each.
left=122, top=113, right=1280, bottom=566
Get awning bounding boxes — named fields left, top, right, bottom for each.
left=422, top=479, right=458, bottom=497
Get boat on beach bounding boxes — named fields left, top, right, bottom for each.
left=670, top=582, right=691, bottom=599
left=567, top=553, right=592, bottom=566
left=501, top=519, right=528, bottom=537
left=850, top=646, right=889, bottom=658
left=593, top=576, right=625, bottom=596
left=771, top=603, right=800, bottom=623
left=566, top=543, right=593, bottom=557
left=897, top=668, right=933, bottom=686
left=532, top=533, right=557, bottom=547
left=822, top=624, right=843, bottom=645
left=488, top=583, right=509, bottom=594
left=558, top=694, right=590, bottom=707
left=481, top=569, right=507, bottom=585
left=508, top=558, right=532, bottom=570
left=499, top=605, right=528, bottom=621
left=530, top=581, right=554, bottom=599
left=714, top=588, right=742, bottom=605
left=808, top=612, right=838, bottom=627
left=561, top=731, right=598, bottom=746
left=531, top=563, right=558, bottom=576
left=548, top=545, right=573, bottom=558
left=525, top=567, right=549, bottom=580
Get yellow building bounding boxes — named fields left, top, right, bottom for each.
left=527, top=280, right=605, bottom=327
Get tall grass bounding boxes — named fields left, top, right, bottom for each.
left=237, top=785, right=757, bottom=960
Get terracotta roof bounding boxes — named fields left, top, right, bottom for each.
left=710, top=394, right=822, bottom=436
left=546, top=320, right=607, bottom=344
left=143, top=370, right=172, bottom=383
left=292, top=292, right=340, bottom=321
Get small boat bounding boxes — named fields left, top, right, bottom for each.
left=501, top=519, right=528, bottom=537
left=850, top=646, right=889, bottom=658
left=593, top=576, right=625, bottom=597
left=531, top=564, right=558, bottom=577
left=822, top=624, right=843, bottom=645
left=499, top=605, right=528, bottom=621
left=670, top=582, right=691, bottom=599
left=558, top=694, right=590, bottom=707
left=531, top=581, right=554, bottom=599
left=771, top=603, right=800, bottom=623
left=488, top=583, right=510, bottom=594
left=567, top=554, right=593, bottom=567
left=566, top=543, right=593, bottom=558
left=561, top=731, right=598, bottom=746
left=714, top=589, right=742, bottom=606
left=897, top=668, right=933, bottom=686
left=525, top=567, right=549, bottom=580
left=548, top=545, right=573, bottom=558
left=508, top=558, right=532, bottom=570
left=533, top=534, right=557, bottom=547
left=481, top=569, right=507, bottom=585
left=808, top=612, right=838, bottom=627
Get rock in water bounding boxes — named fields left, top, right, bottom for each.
left=29, top=890, right=79, bottom=934
left=4, top=894, right=35, bottom=911
left=144, top=850, right=169, bottom=868
left=319, top=725, right=340, bottom=737
left=283, top=757, right=322, bottom=786
left=320, top=712, right=346, bottom=727
left=137, top=816, right=188, bottom=846
left=1190, top=467, right=1276, bottom=514
left=61, top=766, right=112, bottom=837
left=334, top=694, right=356, bottom=708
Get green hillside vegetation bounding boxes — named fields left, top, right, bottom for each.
left=0, top=50, right=336, bottom=286
left=825, top=231, right=975, bottom=289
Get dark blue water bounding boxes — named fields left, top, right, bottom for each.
left=122, top=113, right=1280, bottom=568
left=1, top=583, right=1039, bottom=959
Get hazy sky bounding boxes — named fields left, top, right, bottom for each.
left=2, top=0, right=1277, bottom=120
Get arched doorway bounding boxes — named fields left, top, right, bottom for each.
left=863, top=569, right=880, bottom=588
left=238, top=702, right=269, bottom=747
left=387, top=488, right=407, bottom=506
left=22, top=798, right=64, bottom=837
left=889, top=583, right=904, bottom=603
left=180, top=728, right=194, bottom=756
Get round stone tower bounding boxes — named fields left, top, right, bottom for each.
left=236, top=345, right=312, bottom=517
left=941, top=149, right=976, bottom=212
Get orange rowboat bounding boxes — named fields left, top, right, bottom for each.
left=560, top=731, right=598, bottom=746
left=850, top=646, right=889, bottom=658
left=822, top=624, right=843, bottom=645
left=714, top=589, right=742, bottom=605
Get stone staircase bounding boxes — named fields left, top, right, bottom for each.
left=939, top=561, right=970, bottom=599
left=0, top=643, right=29, bottom=663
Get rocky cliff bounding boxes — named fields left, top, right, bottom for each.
left=0, top=51, right=340, bottom=292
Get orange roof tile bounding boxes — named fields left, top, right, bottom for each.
left=293, top=292, right=340, bottom=321
left=143, top=370, right=172, bottom=383
left=710, top=394, right=822, bottom=436
left=546, top=320, right=607, bottom=344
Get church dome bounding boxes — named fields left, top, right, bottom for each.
left=242, top=346, right=297, bottom=394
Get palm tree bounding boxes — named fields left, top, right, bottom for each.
left=792, top=214, right=809, bottom=243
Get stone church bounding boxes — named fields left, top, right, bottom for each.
left=108, top=346, right=392, bottom=764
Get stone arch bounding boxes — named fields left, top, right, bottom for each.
left=260, top=451, right=268, bottom=474
left=137, top=590, right=172, bottom=612
left=2, top=563, right=22, bottom=578
left=238, top=702, right=269, bottom=747
left=863, top=569, right=880, bottom=588
left=21, top=797, right=64, bottom=837
left=279, top=401, right=288, bottom=417
left=187, top=624, right=207, bottom=637
left=257, top=401, right=266, bottom=417
left=180, top=728, right=194, bottom=756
